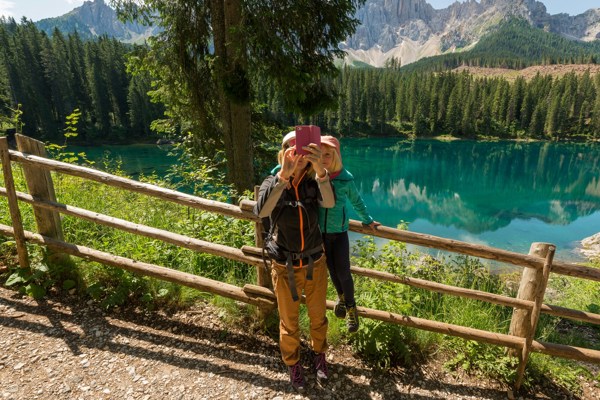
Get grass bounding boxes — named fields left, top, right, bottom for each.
left=0, top=159, right=257, bottom=309
left=326, top=236, right=600, bottom=394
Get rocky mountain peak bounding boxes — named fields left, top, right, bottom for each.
left=36, top=0, right=158, bottom=43
left=343, top=0, right=600, bottom=67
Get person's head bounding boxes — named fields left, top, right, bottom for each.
left=277, top=130, right=315, bottom=177
left=277, top=130, right=296, bottom=165
left=320, top=135, right=342, bottom=173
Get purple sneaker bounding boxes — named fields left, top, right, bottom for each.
left=314, top=352, right=328, bottom=383
left=289, top=362, right=305, bottom=392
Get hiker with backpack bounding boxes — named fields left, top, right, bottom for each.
left=319, top=135, right=380, bottom=333
left=254, top=128, right=334, bottom=392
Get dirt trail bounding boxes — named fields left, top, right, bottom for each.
left=0, top=286, right=597, bottom=399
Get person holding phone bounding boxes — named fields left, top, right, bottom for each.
left=254, top=127, right=334, bottom=392
left=319, top=135, right=380, bottom=333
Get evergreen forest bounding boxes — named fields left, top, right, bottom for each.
left=0, top=17, right=162, bottom=143
left=260, top=67, right=600, bottom=140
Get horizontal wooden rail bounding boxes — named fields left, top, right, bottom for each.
left=242, top=245, right=532, bottom=309
left=540, top=304, right=600, bottom=325
left=242, top=200, right=600, bottom=283
left=353, top=302, right=522, bottom=349
left=361, top=302, right=600, bottom=363
left=0, top=187, right=264, bottom=268
left=241, top=245, right=600, bottom=326
left=0, top=223, right=273, bottom=309
left=547, top=260, right=600, bottom=281
left=531, top=340, right=600, bottom=364
left=9, top=150, right=257, bottom=221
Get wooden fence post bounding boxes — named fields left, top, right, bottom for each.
left=15, top=134, right=66, bottom=262
left=513, top=244, right=555, bottom=391
left=508, top=242, right=553, bottom=357
left=0, top=137, right=30, bottom=268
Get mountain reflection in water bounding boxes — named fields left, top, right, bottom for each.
left=342, top=138, right=600, bottom=262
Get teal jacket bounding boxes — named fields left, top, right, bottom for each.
left=319, top=168, right=373, bottom=234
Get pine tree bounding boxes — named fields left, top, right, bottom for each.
left=85, top=41, right=112, bottom=137
left=42, top=29, right=74, bottom=125
left=114, top=0, right=365, bottom=192
left=67, top=31, right=93, bottom=137
left=591, top=75, right=600, bottom=139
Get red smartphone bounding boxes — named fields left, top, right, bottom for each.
left=294, top=125, right=321, bottom=155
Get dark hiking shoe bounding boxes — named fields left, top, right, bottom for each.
left=334, top=294, right=346, bottom=318
left=346, top=306, right=359, bottom=333
left=313, top=352, right=328, bottom=383
left=289, top=362, right=305, bottom=392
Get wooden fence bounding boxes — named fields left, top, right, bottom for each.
left=0, top=134, right=599, bottom=392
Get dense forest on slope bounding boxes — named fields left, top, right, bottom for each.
left=401, top=18, right=600, bottom=73
left=258, top=67, right=600, bottom=140
left=0, top=17, right=162, bottom=143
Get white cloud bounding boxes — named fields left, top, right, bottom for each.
left=0, top=0, right=15, bottom=17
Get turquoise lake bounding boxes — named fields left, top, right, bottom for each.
left=68, top=139, right=600, bottom=263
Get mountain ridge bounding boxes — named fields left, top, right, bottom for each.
left=343, top=0, right=600, bottom=67
left=31, top=0, right=600, bottom=67
left=35, top=0, right=157, bottom=43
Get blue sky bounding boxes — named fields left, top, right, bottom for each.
left=0, top=0, right=86, bottom=21
left=0, top=0, right=598, bottom=22
left=428, top=0, right=599, bottom=15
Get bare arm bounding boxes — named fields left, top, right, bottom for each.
left=318, top=174, right=335, bottom=208
left=301, top=143, right=334, bottom=207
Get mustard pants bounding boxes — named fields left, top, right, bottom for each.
left=271, top=255, right=329, bottom=366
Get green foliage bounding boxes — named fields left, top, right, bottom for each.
left=0, top=229, right=79, bottom=299
left=447, top=340, right=595, bottom=395
left=527, top=355, right=592, bottom=395
left=5, top=260, right=50, bottom=300
left=63, top=108, right=81, bottom=138
left=348, top=238, right=418, bottom=367
left=352, top=319, right=412, bottom=369
left=46, top=109, right=95, bottom=165
left=84, top=265, right=150, bottom=309
left=444, top=341, right=520, bottom=384
left=10, top=104, right=24, bottom=134
left=344, top=234, right=599, bottom=393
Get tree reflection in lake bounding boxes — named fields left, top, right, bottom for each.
left=342, top=138, right=600, bottom=261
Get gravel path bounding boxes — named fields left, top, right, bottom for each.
left=0, top=286, right=597, bottom=400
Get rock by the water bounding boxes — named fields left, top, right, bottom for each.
left=580, top=232, right=600, bottom=260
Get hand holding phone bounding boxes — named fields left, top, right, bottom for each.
left=295, top=125, right=321, bottom=155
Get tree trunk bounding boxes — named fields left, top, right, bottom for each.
left=211, top=0, right=253, bottom=194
